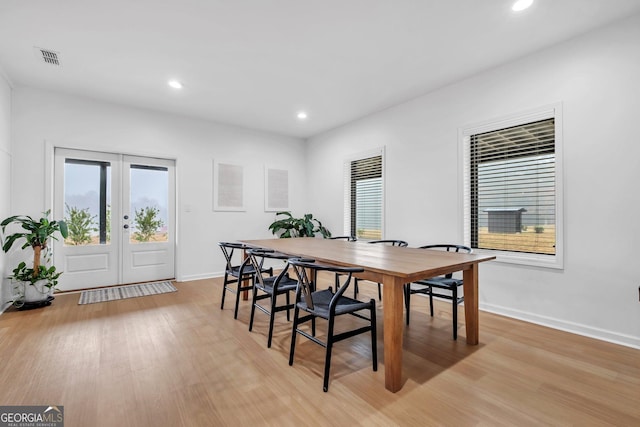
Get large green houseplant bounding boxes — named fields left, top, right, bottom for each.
left=268, top=211, right=331, bottom=238
left=1, top=210, right=68, bottom=307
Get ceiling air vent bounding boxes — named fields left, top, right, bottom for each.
left=34, top=47, right=61, bottom=66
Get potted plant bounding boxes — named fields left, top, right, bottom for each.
left=1, top=210, right=68, bottom=308
left=268, top=211, right=331, bottom=238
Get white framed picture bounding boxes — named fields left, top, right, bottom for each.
left=264, top=166, right=289, bottom=212
left=213, top=160, right=245, bottom=211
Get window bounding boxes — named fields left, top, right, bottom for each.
left=344, top=149, right=384, bottom=240
left=461, top=105, right=563, bottom=268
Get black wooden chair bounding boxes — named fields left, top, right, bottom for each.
left=288, top=259, right=377, bottom=392
left=246, top=248, right=299, bottom=348
left=354, top=239, right=408, bottom=300
left=218, top=242, right=272, bottom=319
left=404, top=244, right=472, bottom=340
left=328, top=235, right=357, bottom=287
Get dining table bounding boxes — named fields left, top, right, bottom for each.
left=239, top=237, right=496, bottom=393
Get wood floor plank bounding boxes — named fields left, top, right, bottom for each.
left=0, top=277, right=638, bottom=426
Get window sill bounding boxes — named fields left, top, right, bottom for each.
left=473, top=248, right=563, bottom=270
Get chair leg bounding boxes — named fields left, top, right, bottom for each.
left=429, top=286, right=434, bottom=317
left=234, top=275, right=253, bottom=319
left=323, top=317, right=336, bottom=392
left=267, top=294, right=277, bottom=348
left=233, top=277, right=244, bottom=319
left=452, top=287, right=458, bottom=340
left=377, top=283, right=382, bottom=301
left=289, top=307, right=300, bottom=366
left=220, top=273, right=229, bottom=309
left=404, top=284, right=411, bottom=325
left=285, top=291, right=291, bottom=321
left=370, top=301, right=378, bottom=372
left=248, top=287, right=258, bottom=332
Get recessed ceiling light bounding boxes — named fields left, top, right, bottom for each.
left=512, top=0, right=533, bottom=12
left=168, top=79, right=183, bottom=89
left=297, top=111, right=308, bottom=120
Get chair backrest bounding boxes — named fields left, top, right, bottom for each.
left=288, top=259, right=363, bottom=311
left=329, top=235, right=357, bottom=242
left=368, top=239, right=408, bottom=247
left=246, top=248, right=290, bottom=287
left=417, top=244, right=472, bottom=278
left=218, top=241, right=249, bottom=271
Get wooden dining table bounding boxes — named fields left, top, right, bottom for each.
left=239, top=237, right=495, bottom=393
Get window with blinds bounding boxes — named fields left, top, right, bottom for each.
left=344, top=153, right=383, bottom=240
left=470, top=118, right=556, bottom=255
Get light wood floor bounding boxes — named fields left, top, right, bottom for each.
left=1, top=276, right=638, bottom=426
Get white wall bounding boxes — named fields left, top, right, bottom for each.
left=0, top=73, right=11, bottom=308
left=306, top=14, right=640, bottom=348
left=11, top=87, right=307, bottom=282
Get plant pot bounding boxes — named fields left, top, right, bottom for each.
left=16, top=279, right=54, bottom=303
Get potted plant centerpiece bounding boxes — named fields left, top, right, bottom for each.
left=268, top=211, right=331, bottom=238
left=1, top=210, right=68, bottom=308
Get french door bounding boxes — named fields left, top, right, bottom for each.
left=53, top=148, right=175, bottom=291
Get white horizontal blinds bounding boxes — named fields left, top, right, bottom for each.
left=470, top=118, right=556, bottom=255
left=351, top=155, right=382, bottom=240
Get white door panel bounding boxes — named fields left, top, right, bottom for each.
left=122, top=155, right=175, bottom=284
left=65, top=252, right=111, bottom=273
left=53, top=149, right=175, bottom=291
left=54, top=149, right=120, bottom=291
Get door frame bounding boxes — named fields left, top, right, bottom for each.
left=45, top=142, right=179, bottom=288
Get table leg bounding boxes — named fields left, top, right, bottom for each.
left=382, top=275, right=405, bottom=392
left=463, top=264, right=479, bottom=345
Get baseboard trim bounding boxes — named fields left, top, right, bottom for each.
left=480, top=302, right=640, bottom=350
left=178, top=271, right=224, bottom=282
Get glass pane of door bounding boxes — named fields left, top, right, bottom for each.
left=63, top=159, right=111, bottom=246
left=129, top=165, right=169, bottom=244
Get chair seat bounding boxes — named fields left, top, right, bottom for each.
left=297, top=289, right=373, bottom=318
left=227, top=265, right=256, bottom=277
left=256, top=274, right=298, bottom=294
left=413, top=276, right=462, bottom=289
left=228, top=264, right=267, bottom=278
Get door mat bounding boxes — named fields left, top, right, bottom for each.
left=78, top=281, right=177, bottom=305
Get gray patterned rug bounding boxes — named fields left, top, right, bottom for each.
left=78, top=281, right=177, bottom=305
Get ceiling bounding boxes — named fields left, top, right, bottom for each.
left=1, top=0, right=639, bottom=139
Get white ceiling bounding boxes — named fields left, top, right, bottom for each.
left=1, top=0, right=639, bottom=139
